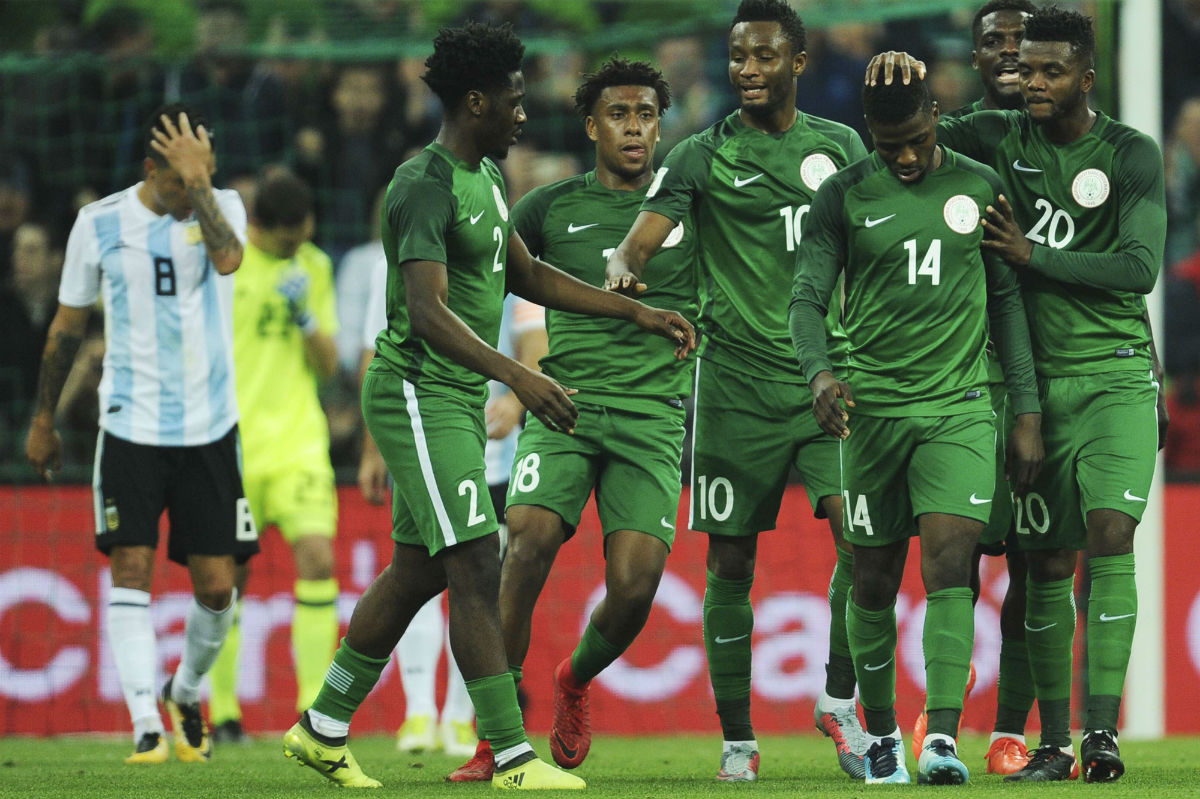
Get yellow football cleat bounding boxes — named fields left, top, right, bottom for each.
left=283, top=721, right=382, bottom=789
left=161, top=680, right=211, bottom=763
left=124, top=732, right=169, bottom=764
left=440, top=719, right=479, bottom=758
left=395, top=714, right=437, bottom=753
left=493, top=756, right=586, bottom=790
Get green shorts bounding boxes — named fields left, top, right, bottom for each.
left=690, top=357, right=839, bottom=536
left=978, top=381, right=1015, bottom=554
left=361, top=369, right=497, bottom=556
left=841, top=412, right=996, bottom=547
left=507, top=401, right=685, bottom=548
left=1015, top=370, right=1158, bottom=552
left=243, top=460, right=337, bottom=543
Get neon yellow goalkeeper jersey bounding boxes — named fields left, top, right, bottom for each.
left=233, top=239, right=338, bottom=475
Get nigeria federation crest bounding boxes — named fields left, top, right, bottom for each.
left=943, top=194, right=980, bottom=235
left=800, top=153, right=837, bottom=192
left=1071, top=168, right=1110, bottom=208
left=662, top=221, right=685, bottom=248
left=492, top=183, right=509, bottom=221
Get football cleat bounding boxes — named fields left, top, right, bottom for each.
left=440, top=719, right=479, bottom=758
left=865, top=736, right=910, bottom=784
left=984, top=736, right=1029, bottom=775
left=813, top=691, right=867, bottom=779
left=1081, top=729, right=1124, bottom=783
left=161, top=678, right=211, bottom=763
left=124, top=732, right=169, bottom=764
left=549, top=658, right=591, bottom=769
left=283, top=718, right=381, bottom=788
left=493, top=756, right=586, bottom=790
left=446, top=739, right=494, bottom=782
left=917, top=736, right=969, bottom=785
left=716, top=743, right=760, bottom=782
left=395, top=714, right=437, bottom=753
left=1004, top=744, right=1078, bottom=782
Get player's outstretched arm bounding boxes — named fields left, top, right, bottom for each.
left=405, top=258, right=580, bottom=433
left=603, top=210, right=677, bottom=296
left=150, top=111, right=243, bottom=275
left=25, top=304, right=90, bottom=481
left=506, top=231, right=695, bottom=358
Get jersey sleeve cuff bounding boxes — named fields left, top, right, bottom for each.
left=802, top=359, right=834, bottom=386
left=1009, top=392, right=1041, bottom=416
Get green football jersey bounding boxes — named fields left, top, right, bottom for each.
left=790, top=147, right=1038, bottom=417
left=641, top=110, right=868, bottom=382
left=376, top=142, right=513, bottom=402
left=945, top=97, right=1004, bottom=385
left=938, top=111, right=1166, bottom=377
left=512, top=170, right=698, bottom=414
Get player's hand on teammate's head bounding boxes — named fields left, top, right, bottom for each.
left=809, top=371, right=854, bottom=440
left=630, top=306, right=696, bottom=358
left=150, top=112, right=216, bottom=185
left=1006, top=412, right=1044, bottom=496
left=864, top=51, right=926, bottom=87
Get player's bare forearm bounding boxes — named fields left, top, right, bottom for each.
left=30, top=305, right=89, bottom=425
left=302, top=329, right=339, bottom=381
left=517, top=257, right=643, bottom=321
left=604, top=210, right=676, bottom=294
left=187, top=183, right=242, bottom=274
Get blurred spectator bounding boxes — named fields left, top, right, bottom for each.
left=1167, top=98, right=1200, bottom=265
left=0, top=222, right=61, bottom=457
left=655, top=36, right=724, bottom=155
left=0, top=156, right=35, bottom=282
left=170, top=0, right=290, bottom=182
left=521, top=49, right=590, bottom=160
left=926, top=61, right=974, bottom=117
left=335, top=187, right=387, bottom=376
left=1164, top=0, right=1200, bottom=125
left=295, top=63, right=407, bottom=260
left=796, top=22, right=884, bottom=143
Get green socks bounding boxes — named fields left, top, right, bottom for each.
left=293, top=578, right=340, bottom=712
left=703, top=571, right=754, bottom=741
left=923, top=587, right=974, bottom=738
left=825, top=546, right=857, bottom=699
left=309, top=638, right=390, bottom=723
left=847, top=599, right=897, bottom=736
left=466, top=672, right=527, bottom=752
left=571, top=622, right=624, bottom=684
left=208, top=599, right=242, bottom=725
left=1026, top=576, right=1076, bottom=747
left=994, top=637, right=1035, bottom=735
left=1086, top=554, right=1137, bottom=732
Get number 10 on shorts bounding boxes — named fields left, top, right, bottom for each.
left=695, top=474, right=734, bottom=522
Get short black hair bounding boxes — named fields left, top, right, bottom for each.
left=573, top=57, right=672, bottom=119
left=421, top=21, right=525, bottom=108
left=731, top=0, right=806, bottom=55
left=1024, top=5, right=1095, bottom=66
left=253, top=170, right=313, bottom=228
left=862, top=73, right=934, bottom=126
left=971, top=0, right=1037, bottom=45
left=144, top=102, right=210, bottom=165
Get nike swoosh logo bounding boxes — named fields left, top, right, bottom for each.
left=567, top=222, right=598, bottom=233
left=969, top=494, right=992, bottom=505
left=714, top=634, right=748, bottom=644
left=863, top=658, right=893, bottom=672
left=1013, top=160, right=1042, bottom=173
left=864, top=214, right=896, bottom=228
left=1025, top=621, right=1057, bottom=632
left=553, top=731, right=578, bottom=760
left=660, top=517, right=674, bottom=530
left=469, top=211, right=485, bottom=224
left=733, top=173, right=763, bottom=187
left=1099, top=612, right=1136, bottom=622
left=1123, top=489, right=1147, bottom=502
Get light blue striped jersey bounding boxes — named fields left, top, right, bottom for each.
left=58, top=183, right=248, bottom=446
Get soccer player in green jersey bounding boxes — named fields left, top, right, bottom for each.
left=607, top=0, right=870, bottom=781
left=280, top=22, right=694, bottom=791
left=210, top=170, right=340, bottom=744
left=487, top=57, right=696, bottom=775
left=911, top=0, right=1039, bottom=776
left=869, top=7, right=1167, bottom=784
left=790, top=73, right=1043, bottom=785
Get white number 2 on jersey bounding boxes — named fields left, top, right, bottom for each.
left=492, top=226, right=504, bottom=272
left=903, top=238, right=942, bottom=285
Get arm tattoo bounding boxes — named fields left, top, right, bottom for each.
left=186, top=182, right=240, bottom=264
left=33, top=330, right=83, bottom=418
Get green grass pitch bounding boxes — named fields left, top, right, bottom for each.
left=2, top=733, right=1197, bottom=797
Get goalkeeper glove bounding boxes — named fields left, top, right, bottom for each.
left=277, top=269, right=318, bottom=336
